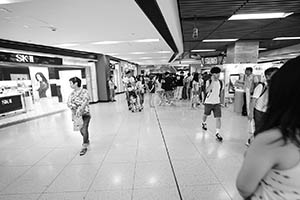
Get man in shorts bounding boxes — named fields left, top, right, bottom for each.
left=202, top=67, right=223, bottom=142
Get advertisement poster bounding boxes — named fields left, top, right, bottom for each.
left=29, top=67, right=51, bottom=100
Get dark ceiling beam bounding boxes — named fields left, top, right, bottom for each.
left=0, top=39, right=98, bottom=59
left=135, top=0, right=179, bottom=63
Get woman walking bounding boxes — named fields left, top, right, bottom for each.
left=67, top=77, right=91, bottom=156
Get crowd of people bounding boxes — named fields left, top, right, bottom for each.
left=65, top=56, right=300, bottom=199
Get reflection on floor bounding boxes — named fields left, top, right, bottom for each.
left=0, top=94, right=248, bottom=200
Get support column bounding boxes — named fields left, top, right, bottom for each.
left=226, top=41, right=259, bottom=63
left=95, top=54, right=110, bottom=101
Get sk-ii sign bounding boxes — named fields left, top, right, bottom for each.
left=15, top=54, right=35, bottom=63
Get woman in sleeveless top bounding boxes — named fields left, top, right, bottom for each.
left=236, top=56, right=300, bottom=199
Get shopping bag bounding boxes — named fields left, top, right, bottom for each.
left=73, top=115, right=83, bottom=131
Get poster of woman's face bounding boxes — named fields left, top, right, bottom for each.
left=29, top=67, right=51, bottom=100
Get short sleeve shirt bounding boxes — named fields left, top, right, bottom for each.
left=67, top=88, right=90, bottom=115
left=205, top=80, right=221, bottom=104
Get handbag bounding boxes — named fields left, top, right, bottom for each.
left=73, top=115, right=83, bottom=131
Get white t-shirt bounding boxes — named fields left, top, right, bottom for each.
left=253, top=83, right=268, bottom=112
left=205, top=80, right=221, bottom=104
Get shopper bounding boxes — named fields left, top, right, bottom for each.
left=147, top=75, right=156, bottom=108
left=242, top=67, right=255, bottom=116
left=156, top=74, right=164, bottom=105
left=67, top=77, right=91, bottom=156
left=246, top=67, right=279, bottom=146
left=191, top=72, right=200, bottom=109
left=108, top=75, right=116, bottom=102
left=122, top=70, right=136, bottom=110
left=136, top=75, right=145, bottom=109
left=174, top=71, right=184, bottom=100
left=236, top=56, right=300, bottom=200
left=163, top=72, right=175, bottom=105
left=202, top=67, right=223, bottom=142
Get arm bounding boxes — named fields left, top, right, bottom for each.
left=236, top=134, right=277, bottom=198
left=76, top=90, right=90, bottom=115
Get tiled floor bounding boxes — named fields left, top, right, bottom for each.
left=0, top=94, right=248, bottom=200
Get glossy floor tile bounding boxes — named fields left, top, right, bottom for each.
left=0, top=94, right=247, bottom=199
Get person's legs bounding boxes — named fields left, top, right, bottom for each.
left=80, top=115, right=91, bottom=144
left=112, top=89, right=116, bottom=101
left=178, top=86, right=183, bottom=100
left=242, top=92, right=247, bottom=116
left=202, top=104, right=211, bottom=130
left=253, top=109, right=264, bottom=137
left=213, top=104, right=223, bottom=141
left=79, top=115, right=91, bottom=155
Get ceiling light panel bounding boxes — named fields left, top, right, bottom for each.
left=203, top=39, right=238, bottom=42
left=228, top=12, right=293, bottom=20
left=273, top=37, right=300, bottom=40
left=191, top=49, right=216, bottom=52
left=92, top=39, right=159, bottom=45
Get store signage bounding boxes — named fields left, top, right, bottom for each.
left=0, top=51, right=62, bottom=65
left=0, top=95, right=23, bottom=115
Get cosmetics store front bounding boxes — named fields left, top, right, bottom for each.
left=0, top=51, right=96, bottom=127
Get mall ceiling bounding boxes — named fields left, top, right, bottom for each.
left=177, top=0, right=300, bottom=61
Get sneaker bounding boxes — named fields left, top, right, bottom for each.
left=79, top=147, right=87, bottom=156
left=216, top=133, right=223, bottom=142
left=202, top=123, right=207, bottom=131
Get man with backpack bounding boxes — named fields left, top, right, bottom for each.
left=246, top=67, right=279, bottom=145
left=202, top=67, right=224, bottom=142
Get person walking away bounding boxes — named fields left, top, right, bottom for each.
left=187, top=73, right=193, bottom=100
left=108, top=76, right=116, bottom=102
left=164, top=72, right=175, bottom=105
left=191, top=72, right=200, bottom=109
left=236, top=56, right=300, bottom=200
left=147, top=75, right=156, bottom=107
left=122, top=70, right=136, bottom=110
left=246, top=67, right=279, bottom=146
left=136, top=75, right=145, bottom=109
left=202, top=67, right=224, bottom=142
left=156, top=74, right=164, bottom=105
left=67, top=77, right=91, bottom=156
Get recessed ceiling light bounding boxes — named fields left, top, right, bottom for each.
left=92, top=41, right=123, bottom=45
left=134, top=39, right=159, bottom=43
left=228, top=12, right=293, bottom=20
left=55, top=43, right=79, bottom=47
left=156, top=51, right=171, bottom=53
left=259, top=48, right=267, bottom=51
left=273, top=37, right=300, bottom=40
left=92, top=39, right=159, bottom=45
left=139, top=57, right=153, bottom=59
left=191, top=49, right=216, bottom=52
left=203, top=39, right=238, bottom=42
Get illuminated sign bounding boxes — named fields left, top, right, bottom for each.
left=0, top=95, right=23, bottom=114
left=0, top=52, right=62, bottom=65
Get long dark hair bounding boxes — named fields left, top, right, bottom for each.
left=35, top=72, right=48, bottom=83
left=255, top=56, right=300, bottom=147
left=193, top=72, right=199, bottom=82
